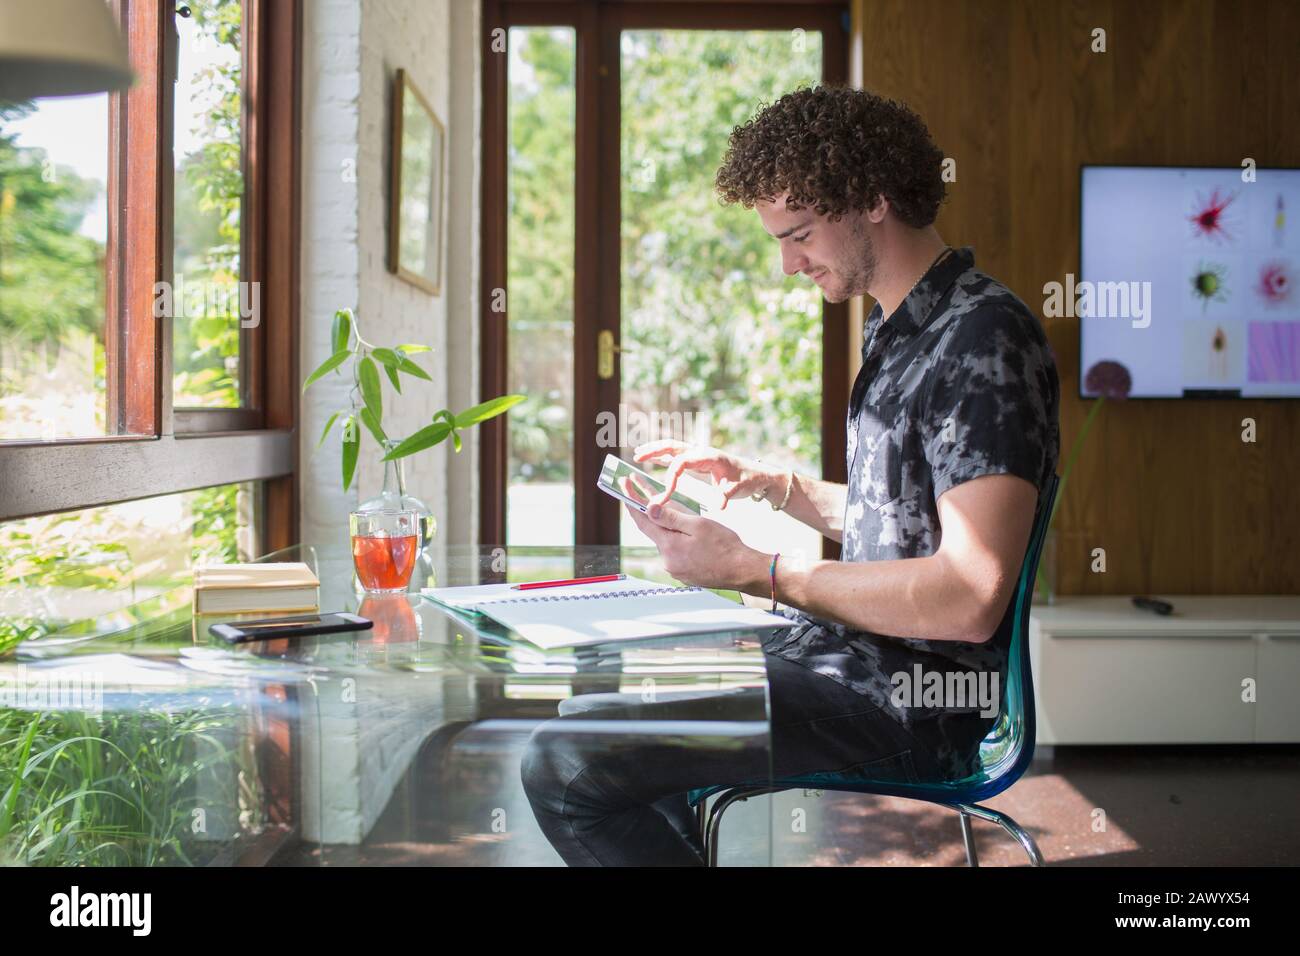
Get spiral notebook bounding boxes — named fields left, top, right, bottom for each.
left=421, top=575, right=797, bottom=649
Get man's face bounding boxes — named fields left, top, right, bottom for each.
left=755, top=193, right=876, bottom=303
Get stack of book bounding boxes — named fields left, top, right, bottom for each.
left=193, top=562, right=320, bottom=615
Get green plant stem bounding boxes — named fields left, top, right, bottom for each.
left=1051, top=395, right=1106, bottom=530
left=351, top=314, right=375, bottom=352
left=1036, top=395, right=1107, bottom=598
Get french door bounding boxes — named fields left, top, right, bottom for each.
left=481, top=1, right=849, bottom=555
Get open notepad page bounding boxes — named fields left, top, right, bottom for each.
left=422, top=575, right=797, bottom=649
left=422, top=575, right=662, bottom=614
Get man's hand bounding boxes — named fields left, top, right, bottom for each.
left=624, top=499, right=769, bottom=593
left=635, top=440, right=848, bottom=542
left=633, top=440, right=784, bottom=512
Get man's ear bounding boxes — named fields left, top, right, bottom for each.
left=867, top=194, right=889, bottom=224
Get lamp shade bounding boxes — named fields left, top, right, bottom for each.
left=0, top=0, right=134, bottom=102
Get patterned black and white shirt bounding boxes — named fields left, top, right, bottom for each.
left=766, top=246, right=1060, bottom=775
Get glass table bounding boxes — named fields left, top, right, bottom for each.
left=0, top=545, right=778, bottom=866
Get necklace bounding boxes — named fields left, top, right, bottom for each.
left=893, top=245, right=952, bottom=315
left=874, top=245, right=954, bottom=338
left=927, top=245, right=953, bottom=273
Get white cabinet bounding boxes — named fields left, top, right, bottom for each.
left=1029, top=597, right=1300, bottom=745
left=1257, top=634, right=1300, bottom=743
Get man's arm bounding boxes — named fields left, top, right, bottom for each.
left=744, top=473, right=1038, bottom=643
left=766, top=472, right=847, bottom=543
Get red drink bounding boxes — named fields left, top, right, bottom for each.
left=351, top=533, right=419, bottom=591
left=358, top=595, right=420, bottom=644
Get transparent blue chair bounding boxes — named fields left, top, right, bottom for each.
left=689, top=474, right=1059, bottom=867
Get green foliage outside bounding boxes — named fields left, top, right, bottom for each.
left=621, top=30, right=824, bottom=472
left=0, top=703, right=263, bottom=866
left=0, top=104, right=104, bottom=354
left=0, top=2, right=264, bottom=869
left=506, top=29, right=824, bottom=484
left=0, top=0, right=251, bottom=659
left=0, top=101, right=108, bottom=440
left=505, top=28, right=577, bottom=483
left=0, top=484, right=249, bottom=657
left=172, top=0, right=244, bottom=408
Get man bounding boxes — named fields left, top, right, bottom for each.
left=521, top=85, right=1059, bottom=866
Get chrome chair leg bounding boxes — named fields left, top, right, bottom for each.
left=956, top=802, right=1045, bottom=867
left=701, top=791, right=1044, bottom=868
left=958, top=809, right=979, bottom=867
left=703, top=787, right=777, bottom=867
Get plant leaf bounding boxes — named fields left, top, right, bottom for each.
left=316, top=411, right=341, bottom=449
left=358, top=356, right=382, bottom=420
left=429, top=410, right=462, bottom=452
left=359, top=406, right=387, bottom=445
left=396, top=354, right=432, bottom=381
left=341, top=415, right=359, bottom=491
left=383, top=422, right=451, bottom=461
left=364, top=346, right=403, bottom=395
left=331, top=309, right=353, bottom=355
left=454, top=394, right=526, bottom=428
left=302, top=349, right=352, bottom=391
left=395, top=344, right=432, bottom=354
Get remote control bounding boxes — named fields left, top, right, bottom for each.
left=1132, top=596, right=1174, bottom=616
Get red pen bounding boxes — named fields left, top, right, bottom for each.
left=512, top=573, right=626, bottom=591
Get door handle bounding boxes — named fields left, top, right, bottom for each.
left=597, top=330, right=632, bottom=380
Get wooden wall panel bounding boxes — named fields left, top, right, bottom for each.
left=852, top=0, right=1300, bottom=595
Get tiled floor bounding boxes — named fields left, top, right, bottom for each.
left=281, top=738, right=1300, bottom=866
left=731, top=745, right=1300, bottom=866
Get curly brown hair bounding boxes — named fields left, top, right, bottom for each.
left=715, top=85, right=946, bottom=228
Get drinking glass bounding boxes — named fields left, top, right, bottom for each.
left=349, top=509, right=421, bottom=593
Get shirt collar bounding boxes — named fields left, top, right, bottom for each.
left=862, top=246, right=975, bottom=357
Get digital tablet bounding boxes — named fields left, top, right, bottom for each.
left=596, top=453, right=706, bottom=515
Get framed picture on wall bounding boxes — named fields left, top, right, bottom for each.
left=388, top=68, right=444, bottom=295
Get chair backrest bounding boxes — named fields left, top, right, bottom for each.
left=957, top=472, right=1059, bottom=801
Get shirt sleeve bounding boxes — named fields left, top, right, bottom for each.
left=921, top=301, right=1059, bottom=501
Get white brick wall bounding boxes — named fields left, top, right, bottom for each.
left=300, top=0, right=363, bottom=553
left=301, top=0, right=480, bottom=555
left=298, top=0, right=482, bottom=844
left=356, top=0, right=451, bottom=567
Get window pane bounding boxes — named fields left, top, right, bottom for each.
left=0, top=95, right=111, bottom=441
left=1, top=481, right=271, bottom=868
left=173, top=0, right=245, bottom=409
left=619, top=30, right=824, bottom=558
left=0, top=482, right=256, bottom=653
left=506, top=27, right=576, bottom=548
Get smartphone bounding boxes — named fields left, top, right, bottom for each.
left=597, top=453, right=706, bottom=515
left=209, top=612, right=373, bottom=644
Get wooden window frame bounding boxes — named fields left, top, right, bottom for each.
left=480, top=0, right=849, bottom=554
left=0, top=0, right=302, bottom=552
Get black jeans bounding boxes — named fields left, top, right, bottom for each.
left=520, top=653, right=960, bottom=866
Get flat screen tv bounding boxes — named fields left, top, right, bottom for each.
left=1079, top=165, right=1300, bottom=398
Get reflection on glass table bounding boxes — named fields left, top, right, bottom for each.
left=0, top=546, right=777, bottom=866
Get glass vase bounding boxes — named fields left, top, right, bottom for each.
left=354, top=439, right=437, bottom=592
